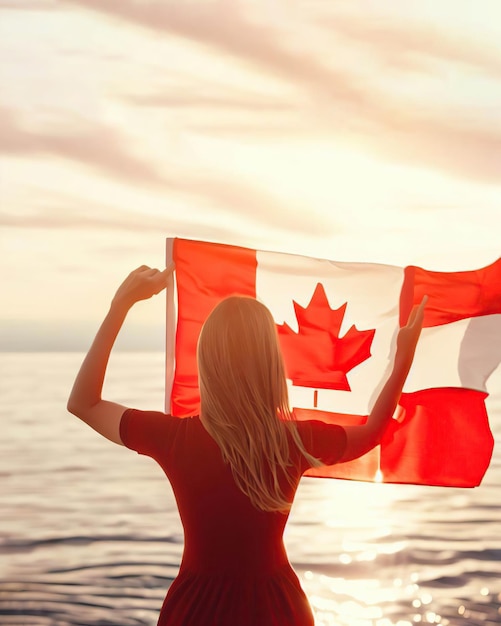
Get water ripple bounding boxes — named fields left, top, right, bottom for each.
left=2, top=353, right=500, bottom=626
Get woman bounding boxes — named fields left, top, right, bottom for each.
left=68, top=264, right=426, bottom=625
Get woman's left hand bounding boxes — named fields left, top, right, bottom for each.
left=112, top=263, right=174, bottom=309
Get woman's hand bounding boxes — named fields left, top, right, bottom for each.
left=68, top=262, right=175, bottom=445
left=112, top=263, right=174, bottom=309
left=339, top=294, right=427, bottom=463
left=395, top=295, right=428, bottom=369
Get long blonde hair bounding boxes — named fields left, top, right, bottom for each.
left=197, top=296, right=321, bottom=512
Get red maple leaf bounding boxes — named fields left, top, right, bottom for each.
left=276, top=283, right=375, bottom=391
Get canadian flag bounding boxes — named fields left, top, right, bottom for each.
left=166, top=238, right=501, bottom=487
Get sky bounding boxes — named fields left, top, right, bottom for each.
left=1, top=0, right=500, bottom=351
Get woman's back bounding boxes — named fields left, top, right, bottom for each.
left=120, top=409, right=346, bottom=625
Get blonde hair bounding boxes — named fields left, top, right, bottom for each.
left=197, top=296, right=321, bottom=512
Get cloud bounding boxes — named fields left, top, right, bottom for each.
left=185, top=122, right=311, bottom=137
left=0, top=205, right=252, bottom=246
left=60, top=0, right=374, bottom=128
left=0, top=107, right=166, bottom=185
left=0, top=203, right=318, bottom=255
left=118, top=50, right=321, bottom=134
left=376, top=117, right=501, bottom=185
left=318, top=12, right=501, bottom=76
left=123, top=87, right=304, bottom=134
left=64, top=0, right=501, bottom=185
left=0, top=0, right=57, bottom=9
left=0, top=106, right=335, bottom=235
left=66, top=0, right=371, bottom=111
left=125, top=91, right=295, bottom=112
left=0, top=204, right=167, bottom=232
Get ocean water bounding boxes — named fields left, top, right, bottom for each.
left=1, top=352, right=500, bottom=626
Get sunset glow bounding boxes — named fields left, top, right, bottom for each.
left=1, top=0, right=500, bottom=347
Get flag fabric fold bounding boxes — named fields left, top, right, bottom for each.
left=166, top=237, right=500, bottom=487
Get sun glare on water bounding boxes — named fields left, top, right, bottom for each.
left=293, top=476, right=461, bottom=626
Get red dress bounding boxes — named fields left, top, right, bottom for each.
left=120, top=410, right=346, bottom=626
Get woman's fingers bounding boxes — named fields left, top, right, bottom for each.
left=407, top=304, right=418, bottom=326
left=406, top=295, right=428, bottom=327
left=163, top=262, right=175, bottom=276
left=132, top=265, right=174, bottom=281
left=412, top=295, right=428, bottom=327
left=137, top=263, right=174, bottom=276
left=115, top=264, right=174, bottom=303
left=144, top=264, right=175, bottom=295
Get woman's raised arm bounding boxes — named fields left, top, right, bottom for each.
left=67, top=264, right=173, bottom=444
left=339, top=296, right=427, bottom=463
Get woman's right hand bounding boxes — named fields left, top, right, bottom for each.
left=395, top=295, right=428, bottom=370
left=338, top=294, right=428, bottom=463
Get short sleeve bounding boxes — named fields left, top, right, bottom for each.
left=297, top=420, right=347, bottom=469
left=120, top=408, right=180, bottom=459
